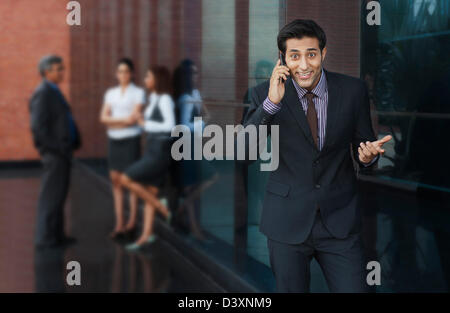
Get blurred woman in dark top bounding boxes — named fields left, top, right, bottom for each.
left=118, top=66, right=175, bottom=250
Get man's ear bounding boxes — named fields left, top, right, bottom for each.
left=321, top=47, right=327, bottom=62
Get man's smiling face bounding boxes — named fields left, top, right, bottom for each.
left=284, top=37, right=327, bottom=91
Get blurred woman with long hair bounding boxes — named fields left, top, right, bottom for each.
left=119, top=65, right=175, bottom=250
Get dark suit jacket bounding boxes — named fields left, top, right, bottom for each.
left=241, top=69, right=378, bottom=244
left=29, top=80, right=81, bottom=159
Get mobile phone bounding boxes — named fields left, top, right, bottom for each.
left=279, top=51, right=287, bottom=83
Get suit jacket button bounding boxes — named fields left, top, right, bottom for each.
left=315, top=184, right=321, bottom=189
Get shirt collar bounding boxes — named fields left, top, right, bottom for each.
left=124, top=82, right=135, bottom=90
left=45, top=79, right=60, bottom=91
left=291, top=68, right=327, bottom=99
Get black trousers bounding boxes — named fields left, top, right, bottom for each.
left=267, top=209, right=368, bottom=293
left=35, top=153, right=71, bottom=247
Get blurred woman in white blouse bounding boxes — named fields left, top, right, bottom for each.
left=100, top=58, right=145, bottom=239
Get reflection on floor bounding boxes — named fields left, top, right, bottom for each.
left=183, top=159, right=450, bottom=292
left=0, top=164, right=222, bottom=292
left=2, top=160, right=449, bottom=293
left=359, top=182, right=450, bottom=292
left=246, top=177, right=450, bottom=292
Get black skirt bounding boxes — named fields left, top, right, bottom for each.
left=125, top=133, right=173, bottom=187
left=107, top=136, right=141, bottom=172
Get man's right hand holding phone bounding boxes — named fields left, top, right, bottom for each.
left=268, top=58, right=290, bottom=105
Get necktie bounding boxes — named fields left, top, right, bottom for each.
left=305, top=92, right=319, bottom=149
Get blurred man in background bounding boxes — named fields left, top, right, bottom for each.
left=29, top=55, right=81, bottom=248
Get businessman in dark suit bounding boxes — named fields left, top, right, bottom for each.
left=241, top=20, right=392, bottom=292
left=29, top=55, right=81, bottom=248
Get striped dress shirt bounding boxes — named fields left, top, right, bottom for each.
left=263, top=69, right=328, bottom=151
left=261, top=69, right=378, bottom=166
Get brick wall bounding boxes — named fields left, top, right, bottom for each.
left=0, top=0, right=198, bottom=161
left=69, top=0, right=200, bottom=159
left=0, top=0, right=361, bottom=161
left=286, top=0, right=361, bottom=77
left=0, top=0, right=71, bottom=161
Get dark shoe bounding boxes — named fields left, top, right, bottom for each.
left=59, top=236, right=77, bottom=247
left=123, top=227, right=138, bottom=241
left=110, top=229, right=126, bottom=241
left=35, top=236, right=75, bottom=249
left=35, top=242, right=59, bottom=250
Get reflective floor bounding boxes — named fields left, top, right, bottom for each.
left=358, top=180, right=450, bottom=292
left=1, top=162, right=449, bottom=292
left=0, top=165, right=222, bottom=293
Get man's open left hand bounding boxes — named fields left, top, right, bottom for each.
left=358, top=135, right=392, bottom=164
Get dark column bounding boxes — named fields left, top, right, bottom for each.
left=233, top=0, right=250, bottom=269
left=150, top=0, right=159, bottom=66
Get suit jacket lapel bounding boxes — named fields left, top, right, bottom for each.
left=283, top=77, right=318, bottom=150
left=43, top=80, right=70, bottom=110
left=320, top=70, right=342, bottom=155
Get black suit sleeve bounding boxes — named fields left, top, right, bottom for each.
left=243, top=85, right=275, bottom=129
left=30, top=89, right=62, bottom=155
left=69, top=107, right=82, bottom=151
left=351, top=81, right=378, bottom=169
left=236, top=85, right=275, bottom=165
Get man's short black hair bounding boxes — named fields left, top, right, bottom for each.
left=38, top=55, right=63, bottom=77
left=277, top=19, right=326, bottom=54
left=117, top=57, right=135, bottom=72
